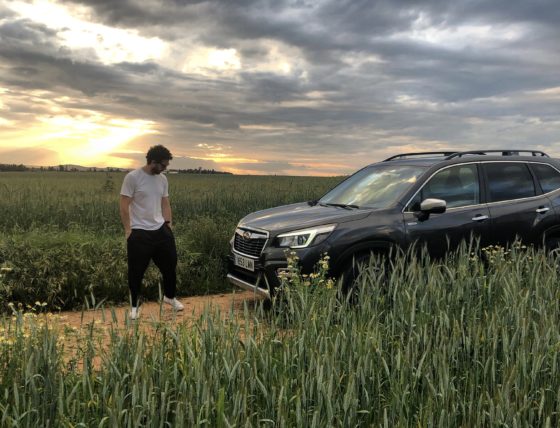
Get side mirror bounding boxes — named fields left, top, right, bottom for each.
left=415, top=198, right=446, bottom=220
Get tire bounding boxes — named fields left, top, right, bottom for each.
left=545, top=237, right=560, bottom=254
left=545, top=238, right=560, bottom=273
left=339, top=252, right=386, bottom=302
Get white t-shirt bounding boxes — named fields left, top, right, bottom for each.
left=120, top=168, right=169, bottom=230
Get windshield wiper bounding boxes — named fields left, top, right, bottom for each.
left=320, top=202, right=360, bottom=210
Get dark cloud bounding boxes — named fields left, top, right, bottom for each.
left=0, top=19, right=57, bottom=42
left=0, top=51, right=127, bottom=96
left=1, top=0, right=560, bottom=173
left=242, top=74, right=306, bottom=103
left=57, top=0, right=213, bottom=34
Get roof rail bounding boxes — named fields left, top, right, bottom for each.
left=445, top=150, right=549, bottom=159
left=383, top=151, right=458, bottom=161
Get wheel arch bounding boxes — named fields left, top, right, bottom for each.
left=331, top=240, right=396, bottom=277
left=544, top=225, right=560, bottom=244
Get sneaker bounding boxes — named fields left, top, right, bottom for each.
left=163, top=296, right=184, bottom=311
left=130, top=306, right=140, bottom=320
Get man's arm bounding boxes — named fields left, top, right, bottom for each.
left=162, top=196, right=172, bottom=228
left=120, top=195, right=133, bottom=238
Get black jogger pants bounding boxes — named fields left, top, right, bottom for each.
left=127, top=224, right=177, bottom=307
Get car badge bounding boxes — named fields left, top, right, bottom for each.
left=242, top=231, right=251, bottom=240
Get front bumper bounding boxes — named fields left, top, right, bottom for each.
left=227, top=254, right=285, bottom=300
left=227, top=243, right=330, bottom=299
left=226, top=273, right=271, bottom=299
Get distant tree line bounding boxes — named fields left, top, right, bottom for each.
left=0, top=165, right=84, bottom=172
left=0, top=164, right=27, bottom=172
left=87, top=167, right=126, bottom=172
left=172, top=167, right=232, bottom=175
left=0, top=164, right=232, bottom=174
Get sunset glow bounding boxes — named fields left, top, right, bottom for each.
left=0, top=112, right=156, bottom=168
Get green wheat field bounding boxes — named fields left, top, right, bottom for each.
left=0, top=172, right=340, bottom=310
left=2, top=172, right=560, bottom=426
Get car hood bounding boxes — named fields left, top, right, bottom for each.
left=238, top=202, right=371, bottom=234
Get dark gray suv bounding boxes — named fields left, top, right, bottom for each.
left=228, top=150, right=560, bottom=298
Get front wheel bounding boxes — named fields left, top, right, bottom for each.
left=339, top=253, right=387, bottom=302
left=545, top=238, right=560, bottom=273
left=545, top=237, right=560, bottom=254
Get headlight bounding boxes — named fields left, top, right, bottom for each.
left=276, top=224, right=336, bottom=249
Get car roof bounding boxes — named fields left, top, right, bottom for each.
left=368, top=150, right=559, bottom=169
left=370, top=158, right=443, bottom=167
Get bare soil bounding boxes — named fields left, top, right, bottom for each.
left=2, top=292, right=267, bottom=369
left=62, top=290, right=264, bottom=329
left=46, top=290, right=266, bottom=369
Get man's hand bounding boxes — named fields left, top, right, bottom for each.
left=162, top=197, right=173, bottom=231
left=120, top=196, right=133, bottom=240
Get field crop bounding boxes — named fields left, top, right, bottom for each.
left=0, top=172, right=341, bottom=310
left=0, top=172, right=341, bottom=233
left=2, top=245, right=560, bottom=426
left=3, top=172, right=560, bottom=426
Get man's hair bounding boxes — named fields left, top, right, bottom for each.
left=146, top=145, right=173, bottom=163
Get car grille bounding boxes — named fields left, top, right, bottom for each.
left=234, top=228, right=268, bottom=257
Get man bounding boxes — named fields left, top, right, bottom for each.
left=120, top=145, right=184, bottom=320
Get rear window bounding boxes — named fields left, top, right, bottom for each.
left=531, top=163, right=560, bottom=193
left=484, top=163, right=536, bottom=202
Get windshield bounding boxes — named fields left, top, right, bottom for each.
left=319, top=164, right=427, bottom=209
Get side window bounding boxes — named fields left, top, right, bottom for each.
left=531, top=163, right=560, bottom=193
left=408, top=164, right=480, bottom=210
left=484, top=163, right=535, bottom=202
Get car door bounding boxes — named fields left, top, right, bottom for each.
left=404, top=163, right=491, bottom=257
left=482, top=162, right=555, bottom=247
left=530, top=162, right=560, bottom=224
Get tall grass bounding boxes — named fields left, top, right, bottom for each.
left=0, top=172, right=341, bottom=233
left=2, top=245, right=560, bottom=426
left=0, top=172, right=341, bottom=310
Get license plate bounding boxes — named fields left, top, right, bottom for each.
left=234, top=254, right=255, bottom=272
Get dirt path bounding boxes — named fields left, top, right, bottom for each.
left=2, top=291, right=267, bottom=370
left=62, top=290, right=264, bottom=328
left=40, top=290, right=266, bottom=368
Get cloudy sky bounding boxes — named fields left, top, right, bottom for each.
left=0, top=0, right=559, bottom=175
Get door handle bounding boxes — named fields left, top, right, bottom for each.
left=536, top=207, right=550, bottom=214
left=472, top=214, right=489, bottom=222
